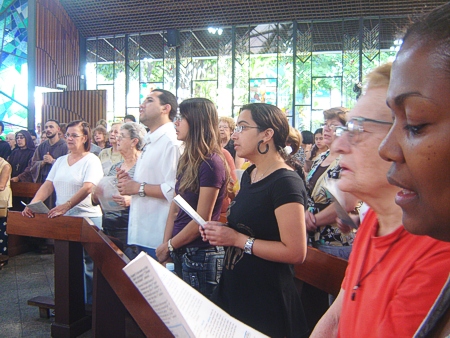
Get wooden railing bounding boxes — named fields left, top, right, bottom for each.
left=7, top=183, right=347, bottom=336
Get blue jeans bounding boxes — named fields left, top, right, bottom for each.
left=172, top=246, right=224, bottom=299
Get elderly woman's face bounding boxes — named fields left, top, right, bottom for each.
left=379, top=41, right=450, bottom=241
left=116, top=128, right=133, bottom=153
left=322, top=117, right=342, bottom=146
left=109, top=124, right=121, bottom=145
left=334, top=87, right=393, bottom=200
left=218, top=121, right=231, bottom=140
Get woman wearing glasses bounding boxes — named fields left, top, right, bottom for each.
left=219, top=116, right=245, bottom=169
left=92, top=122, right=146, bottom=253
left=98, top=122, right=124, bottom=175
left=8, top=130, right=35, bottom=182
left=201, top=103, right=309, bottom=338
left=311, top=63, right=450, bottom=337
left=22, top=120, right=104, bottom=304
left=155, top=98, right=230, bottom=298
left=306, top=107, right=358, bottom=260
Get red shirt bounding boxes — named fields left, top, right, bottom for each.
left=339, top=208, right=450, bottom=337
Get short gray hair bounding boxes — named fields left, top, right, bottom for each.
left=121, top=122, right=147, bottom=150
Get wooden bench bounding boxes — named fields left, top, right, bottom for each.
left=27, top=296, right=55, bottom=319
left=8, top=182, right=42, bottom=257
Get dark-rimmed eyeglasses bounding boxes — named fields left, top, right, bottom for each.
left=335, top=117, right=393, bottom=144
left=233, top=125, right=260, bottom=133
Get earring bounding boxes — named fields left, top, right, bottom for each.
left=257, top=140, right=269, bottom=154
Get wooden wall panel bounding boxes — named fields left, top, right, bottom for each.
left=36, top=0, right=80, bottom=90
left=42, top=90, right=106, bottom=128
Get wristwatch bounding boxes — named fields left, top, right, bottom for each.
left=244, top=237, right=255, bottom=255
left=138, top=182, right=146, bottom=197
left=168, top=239, right=174, bottom=253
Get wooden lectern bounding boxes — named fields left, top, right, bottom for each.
left=7, top=211, right=172, bottom=338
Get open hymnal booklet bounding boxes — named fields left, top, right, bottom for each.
left=123, top=252, right=268, bottom=338
left=21, top=200, right=49, bottom=214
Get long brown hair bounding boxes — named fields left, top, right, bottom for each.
left=177, top=98, right=230, bottom=193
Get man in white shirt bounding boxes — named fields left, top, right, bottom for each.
left=117, top=89, right=181, bottom=260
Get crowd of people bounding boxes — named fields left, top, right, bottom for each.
left=1, top=3, right=450, bottom=336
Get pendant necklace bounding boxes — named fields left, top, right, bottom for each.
left=351, top=228, right=403, bottom=301
left=252, top=163, right=277, bottom=184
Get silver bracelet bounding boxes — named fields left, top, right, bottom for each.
left=243, top=237, right=255, bottom=255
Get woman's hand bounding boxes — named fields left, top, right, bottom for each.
left=112, top=194, right=131, bottom=207
left=116, top=169, right=139, bottom=195
left=305, top=211, right=317, bottom=232
left=156, top=242, right=170, bottom=263
left=201, top=221, right=239, bottom=247
left=22, top=206, right=35, bottom=218
left=336, top=215, right=359, bottom=234
left=48, top=203, right=71, bottom=218
left=10, top=177, right=19, bottom=183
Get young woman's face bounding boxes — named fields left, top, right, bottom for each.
left=314, top=132, right=325, bottom=150
left=231, top=109, right=262, bottom=160
left=379, top=40, right=450, bottom=241
left=174, top=114, right=189, bottom=141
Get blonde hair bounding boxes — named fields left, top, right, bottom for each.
left=219, top=116, right=236, bottom=131
left=364, top=62, right=392, bottom=93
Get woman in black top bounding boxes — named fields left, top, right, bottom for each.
left=202, top=103, right=309, bottom=338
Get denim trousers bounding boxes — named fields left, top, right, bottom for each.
left=172, top=246, right=224, bottom=299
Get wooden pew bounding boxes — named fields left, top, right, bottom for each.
left=10, top=181, right=42, bottom=198
left=8, top=182, right=42, bottom=256
left=294, top=247, right=348, bottom=330
left=295, top=247, right=347, bottom=297
left=7, top=211, right=172, bottom=338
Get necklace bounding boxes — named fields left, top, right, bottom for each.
left=351, top=228, right=403, bottom=301
left=252, top=163, right=278, bottom=184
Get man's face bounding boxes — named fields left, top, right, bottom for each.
left=45, top=121, right=59, bottom=139
left=139, top=91, right=166, bottom=127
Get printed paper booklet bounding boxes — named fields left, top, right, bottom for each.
left=123, top=252, right=268, bottom=338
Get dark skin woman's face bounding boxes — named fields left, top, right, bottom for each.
left=379, top=39, right=450, bottom=241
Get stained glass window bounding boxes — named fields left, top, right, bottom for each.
left=0, top=0, right=28, bottom=132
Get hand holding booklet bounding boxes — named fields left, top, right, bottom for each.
left=325, top=179, right=358, bottom=229
left=123, top=252, right=267, bottom=338
left=173, top=194, right=206, bottom=228
left=21, top=200, right=49, bottom=214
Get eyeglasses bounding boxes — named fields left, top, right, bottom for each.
left=323, top=123, right=341, bottom=131
left=335, top=117, right=393, bottom=144
left=233, top=125, right=260, bottom=133
left=15, top=135, right=25, bottom=140
left=218, top=125, right=229, bottom=129
left=65, top=133, right=82, bottom=139
left=116, top=135, right=131, bottom=140
left=173, top=114, right=184, bottom=123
